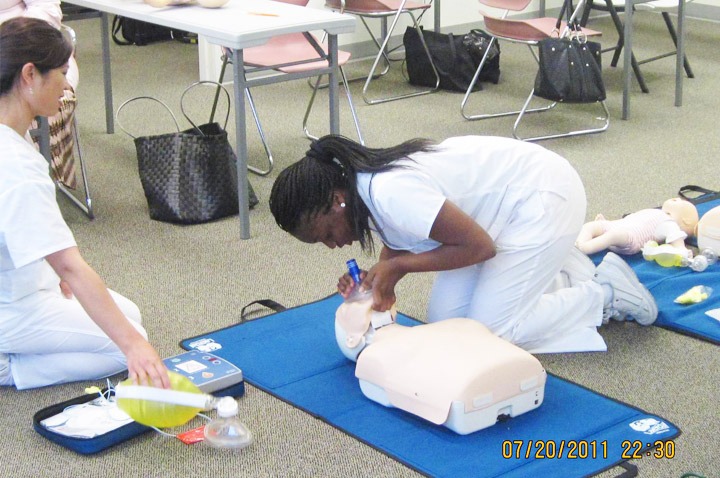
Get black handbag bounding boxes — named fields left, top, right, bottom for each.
left=111, top=15, right=196, bottom=46
left=111, top=16, right=173, bottom=46
left=117, top=82, right=258, bottom=225
left=533, top=0, right=606, bottom=103
left=404, top=27, right=500, bottom=92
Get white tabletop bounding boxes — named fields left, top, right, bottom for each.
left=64, top=0, right=356, bottom=49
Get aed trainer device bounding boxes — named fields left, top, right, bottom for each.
left=163, top=350, right=244, bottom=394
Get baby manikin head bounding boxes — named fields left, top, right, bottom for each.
left=662, top=198, right=699, bottom=237
left=335, top=295, right=396, bottom=362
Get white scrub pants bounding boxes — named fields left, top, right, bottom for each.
left=0, top=287, right=145, bottom=390
left=427, top=181, right=606, bottom=354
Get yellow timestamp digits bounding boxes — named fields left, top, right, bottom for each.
left=501, top=440, right=608, bottom=460
left=621, top=440, right=676, bottom=459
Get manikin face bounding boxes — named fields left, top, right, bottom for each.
left=293, top=191, right=357, bottom=249
left=662, top=198, right=699, bottom=236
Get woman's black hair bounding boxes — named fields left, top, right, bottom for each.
left=0, top=17, right=73, bottom=96
left=269, top=134, right=435, bottom=252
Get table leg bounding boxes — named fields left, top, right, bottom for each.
left=675, top=0, right=684, bottom=106
left=232, top=49, right=251, bottom=240
left=434, top=0, right=441, bottom=33
left=101, top=12, right=114, bottom=133
left=328, top=34, right=340, bottom=134
left=622, top=0, right=634, bottom=120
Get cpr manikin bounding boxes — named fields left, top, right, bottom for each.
left=335, top=295, right=546, bottom=435
left=576, top=198, right=699, bottom=257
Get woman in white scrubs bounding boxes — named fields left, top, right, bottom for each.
left=269, top=135, right=658, bottom=353
left=0, top=18, right=169, bottom=390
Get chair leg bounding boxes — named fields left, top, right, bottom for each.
left=310, top=19, right=392, bottom=90
left=661, top=11, right=694, bottom=78
left=461, top=43, right=555, bottom=121
left=33, top=115, right=94, bottom=218
left=361, top=9, right=439, bottom=105
left=213, top=54, right=274, bottom=176
left=512, top=89, right=610, bottom=142
left=601, top=0, right=650, bottom=94
left=245, top=89, right=274, bottom=176
left=303, top=66, right=364, bottom=145
left=55, top=114, right=94, bottom=219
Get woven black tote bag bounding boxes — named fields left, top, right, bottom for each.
left=118, top=84, right=258, bottom=224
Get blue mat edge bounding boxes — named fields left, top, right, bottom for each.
left=179, top=294, right=682, bottom=478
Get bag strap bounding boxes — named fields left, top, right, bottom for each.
left=240, top=299, right=287, bottom=323
left=555, top=0, right=583, bottom=40
left=678, top=185, right=720, bottom=204
left=111, top=16, right=132, bottom=46
left=180, top=81, right=231, bottom=136
left=115, top=96, right=181, bottom=139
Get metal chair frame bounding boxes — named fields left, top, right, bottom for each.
left=325, top=0, right=440, bottom=105
left=34, top=114, right=94, bottom=218
left=462, top=0, right=609, bottom=142
left=580, top=0, right=694, bottom=94
left=212, top=32, right=363, bottom=176
left=30, top=18, right=94, bottom=218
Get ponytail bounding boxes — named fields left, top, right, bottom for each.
left=269, top=135, right=435, bottom=252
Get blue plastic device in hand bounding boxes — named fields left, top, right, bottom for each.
left=346, top=259, right=362, bottom=285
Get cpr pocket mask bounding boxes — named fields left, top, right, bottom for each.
left=642, top=241, right=718, bottom=272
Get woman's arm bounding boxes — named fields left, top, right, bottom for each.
left=365, top=200, right=495, bottom=310
left=45, top=247, right=170, bottom=388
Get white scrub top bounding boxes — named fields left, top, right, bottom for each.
left=0, top=124, right=76, bottom=303
left=356, top=136, right=579, bottom=253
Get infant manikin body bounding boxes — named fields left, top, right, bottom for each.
left=335, top=295, right=546, bottom=435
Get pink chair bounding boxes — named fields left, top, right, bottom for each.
left=462, top=0, right=610, bottom=141
left=324, top=0, right=439, bottom=105
left=212, top=0, right=363, bottom=176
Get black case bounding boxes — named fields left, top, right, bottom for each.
left=33, top=381, right=245, bottom=455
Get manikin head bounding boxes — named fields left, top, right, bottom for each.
left=662, top=198, right=699, bottom=237
left=334, top=295, right=396, bottom=362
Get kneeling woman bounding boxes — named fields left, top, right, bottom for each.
left=0, top=18, right=169, bottom=389
left=269, top=135, right=657, bottom=353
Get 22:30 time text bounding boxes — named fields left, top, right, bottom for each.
left=501, top=440, right=608, bottom=460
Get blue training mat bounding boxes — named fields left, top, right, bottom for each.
left=181, top=294, right=679, bottom=478
left=592, top=199, right=720, bottom=345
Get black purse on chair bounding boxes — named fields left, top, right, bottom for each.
left=533, top=0, right=606, bottom=103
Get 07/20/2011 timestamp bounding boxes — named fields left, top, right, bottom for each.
left=501, top=440, right=608, bottom=459
left=501, top=439, right=676, bottom=460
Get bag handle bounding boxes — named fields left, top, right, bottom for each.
left=240, top=299, right=287, bottom=323
left=180, top=80, right=231, bottom=136
left=115, top=96, right=181, bottom=139
left=678, top=185, right=720, bottom=204
left=554, top=0, right=584, bottom=40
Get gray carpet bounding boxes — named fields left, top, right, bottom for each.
left=2, top=11, right=718, bottom=478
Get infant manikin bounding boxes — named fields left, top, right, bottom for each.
left=576, top=198, right=699, bottom=257
left=335, top=295, right=546, bottom=435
